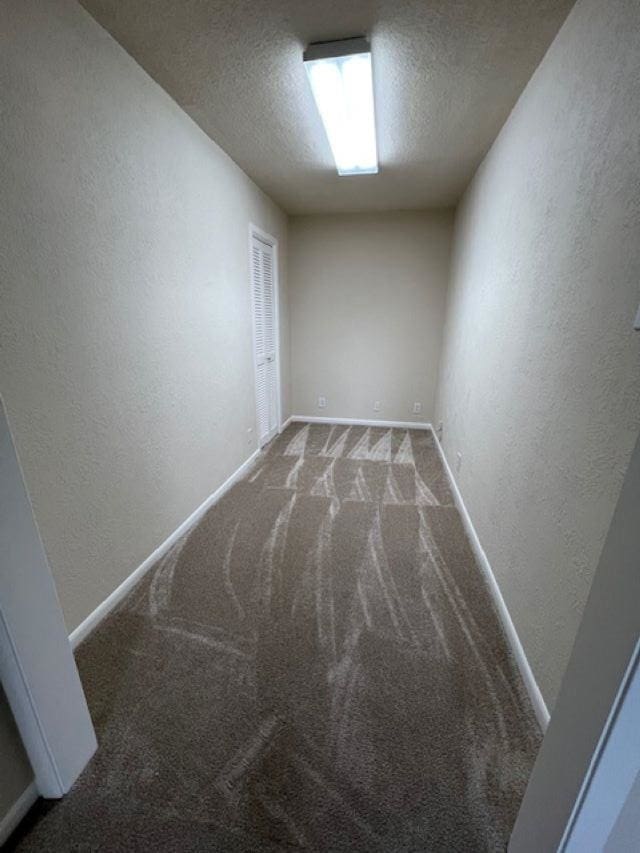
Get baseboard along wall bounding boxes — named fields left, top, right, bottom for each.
left=0, top=781, right=38, bottom=847
left=292, top=415, right=549, bottom=729
left=69, top=447, right=261, bottom=650
left=290, top=415, right=431, bottom=430
left=431, top=430, right=550, bottom=730
left=5, top=443, right=268, bottom=841
left=68, top=414, right=548, bottom=732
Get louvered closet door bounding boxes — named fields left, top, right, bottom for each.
left=251, top=235, right=278, bottom=446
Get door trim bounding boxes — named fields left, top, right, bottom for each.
left=0, top=396, right=97, bottom=799
left=559, top=638, right=640, bottom=851
left=249, top=224, right=282, bottom=447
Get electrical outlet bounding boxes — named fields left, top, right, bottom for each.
left=373, top=401, right=381, bottom=412
left=436, top=421, right=443, bottom=440
left=318, top=396, right=327, bottom=409
left=456, top=451, right=463, bottom=473
left=413, top=402, right=422, bottom=414
left=247, top=427, right=253, bottom=445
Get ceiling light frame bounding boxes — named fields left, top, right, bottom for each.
left=303, top=37, right=379, bottom=177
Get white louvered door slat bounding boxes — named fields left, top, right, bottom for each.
left=251, top=235, right=278, bottom=446
left=262, top=248, right=278, bottom=434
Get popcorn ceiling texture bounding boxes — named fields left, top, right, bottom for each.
left=79, top=0, right=574, bottom=214
left=1, top=0, right=638, bottom=841
left=436, top=0, right=640, bottom=710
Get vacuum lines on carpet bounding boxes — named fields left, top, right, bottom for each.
left=10, top=423, right=540, bottom=852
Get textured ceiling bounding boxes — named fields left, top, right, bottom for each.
left=79, top=0, right=574, bottom=214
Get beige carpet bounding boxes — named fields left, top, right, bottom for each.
left=9, top=423, right=540, bottom=852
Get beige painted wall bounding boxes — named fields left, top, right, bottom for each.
left=436, top=0, right=640, bottom=710
left=289, top=212, right=453, bottom=424
left=0, top=0, right=288, bottom=637
left=0, top=0, right=289, bottom=823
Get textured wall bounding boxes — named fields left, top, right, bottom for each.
left=0, top=0, right=288, bottom=637
left=290, top=211, right=453, bottom=423
left=436, top=0, right=640, bottom=709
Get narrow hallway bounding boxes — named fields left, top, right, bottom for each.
left=9, top=424, right=539, bottom=852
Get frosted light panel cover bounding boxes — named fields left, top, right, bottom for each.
left=305, top=52, right=378, bottom=176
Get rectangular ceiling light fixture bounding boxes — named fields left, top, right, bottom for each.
left=303, top=37, right=378, bottom=177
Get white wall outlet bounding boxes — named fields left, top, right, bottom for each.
left=456, top=451, right=463, bottom=473
left=318, top=396, right=327, bottom=409
left=247, top=427, right=253, bottom=444
left=436, top=421, right=443, bottom=440
left=413, top=402, right=422, bottom=414
left=373, top=401, right=381, bottom=412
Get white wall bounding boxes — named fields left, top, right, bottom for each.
left=436, top=0, right=640, bottom=710
left=0, top=0, right=288, bottom=640
left=289, top=212, right=453, bottom=424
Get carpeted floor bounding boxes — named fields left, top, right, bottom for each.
left=9, top=423, right=541, bottom=852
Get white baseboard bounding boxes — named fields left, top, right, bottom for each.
left=69, top=448, right=261, bottom=650
left=0, top=781, right=38, bottom=846
left=432, top=430, right=550, bottom=731
left=66, top=417, right=548, bottom=730
left=280, top=415, right=293, bottom=431
left=291, top=415, right=432, bottom=430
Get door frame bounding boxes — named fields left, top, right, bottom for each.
left=0, top=395, right=97, bottom=801
left=560, top=637, right=640, bottom=850
left=248, top=224, right=282, bottom=447
left=509, top=431, right=640, bottom=851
